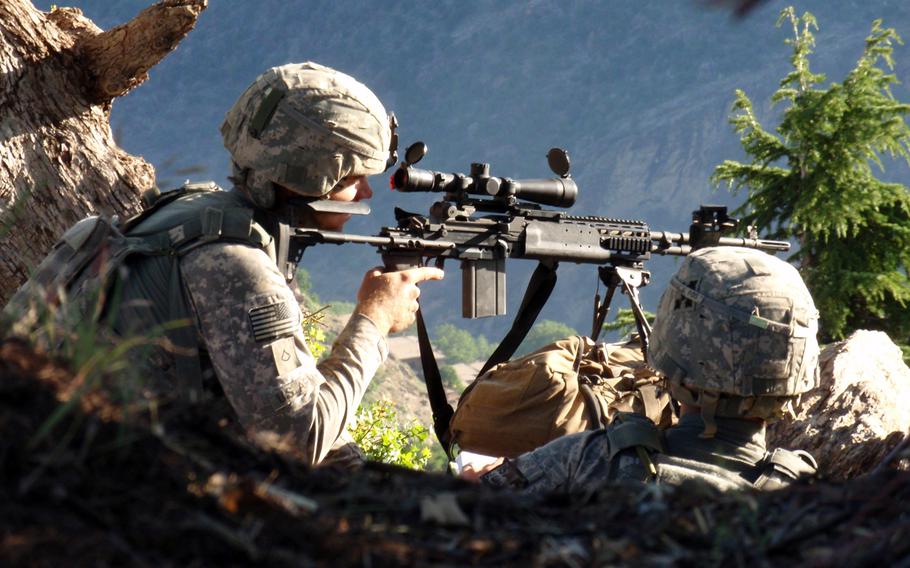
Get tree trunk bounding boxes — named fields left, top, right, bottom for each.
left=767, top=330, right=910, bottom=480
left=0, top=0, right=206, bottom=305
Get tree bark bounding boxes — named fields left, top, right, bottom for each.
left=0, top=0, right=206, bottom=305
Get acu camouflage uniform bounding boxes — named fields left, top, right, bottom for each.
left=483, top=247, right=820, bottom=493
left=4, top=182, right=386, bottom=467
left=129, top=186, right=387, bottom=466
left=482, top=413, right=816, bottom=494
left=4, top=62, right=395, bottom=467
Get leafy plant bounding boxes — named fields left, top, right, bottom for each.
left=347, top=399, right=433, bottom=470
left=712, top=7, right=910, bottom=353
left=295, top=267, right=321, bottom=309
left=433, top=323, right=491, bottom=364
left=300, top=306, right=329, bottom=360
left=5, top=284, right=167, bottom=450
left=440, top=364, right=466, bottom=392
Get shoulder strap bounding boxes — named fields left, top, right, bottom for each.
left=415, top=306, right=455, bottom=457
left=752, top=448, right=818, bottom=490
left=166, top=206, right=270, bottom=255
left=120, top=186, right=197, bottom=233
left=118, top=188, right=269, bottom=401
left=606, top=413, right=664, bottom=479
left=479, top=261, right=559, bottom=375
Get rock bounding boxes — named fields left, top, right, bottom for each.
left=767, top=330, right=910, bottom=480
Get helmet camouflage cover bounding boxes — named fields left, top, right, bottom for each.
left=648, top=247, right=820, bottom=421
left=221, top=62, right=395, bottom=207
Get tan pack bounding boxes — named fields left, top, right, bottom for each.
left=448, top=335, right=676, bottom=458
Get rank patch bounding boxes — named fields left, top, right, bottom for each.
left=249, top=300, right=298, bottom=342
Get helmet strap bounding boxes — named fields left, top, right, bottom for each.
left=669, top=383, right=721, bottom=439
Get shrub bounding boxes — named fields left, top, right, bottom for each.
left=347, top=399, right=433, bottom=470
left=433, top=323, right=490, bottom=364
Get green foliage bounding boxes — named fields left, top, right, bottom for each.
left=347, top=399, right=432, bottom=470
left=300, top=306, right=329, bottom=360
left=433, top=323, right=491, bottom=364
left=424, top=442, right=451, bottom=472
left=515, top=319, right=578, bottom=357
left=294, top=267, right=333, bottom=360
left=439, top=364, right=466, bottom=392
left=602, top=308, right=656, bottom=340
left=295, top=268, right=320, bottom=308
left=712, top=7, right=910, bottom=351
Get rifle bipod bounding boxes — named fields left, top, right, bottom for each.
left=590, top=264, right=652, bottom=356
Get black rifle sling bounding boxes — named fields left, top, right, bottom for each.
left=479, top=261, right=559, bottom=376
left=416, top=261, right=557, bottom=457
left=415, top=304, right=455, bottom=454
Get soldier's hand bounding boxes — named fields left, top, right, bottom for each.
left=354, top=266, right=444, bottom=335
left=459, top=458, right=504, bottom=482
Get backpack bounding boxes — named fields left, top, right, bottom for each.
left=3, top=183, right=271, bottom=398
left=448, top=335, right=676, bottom=458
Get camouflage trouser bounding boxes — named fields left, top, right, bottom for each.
left=482, top=429, right=622, bottom=495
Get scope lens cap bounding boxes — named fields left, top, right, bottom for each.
left=547, top=148, right=571, bottom=177
left=404, top=141, right=428, bottom=166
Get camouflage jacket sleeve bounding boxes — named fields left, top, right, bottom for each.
left=180, top=242, right=387, bottom=466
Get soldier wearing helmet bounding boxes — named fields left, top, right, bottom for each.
left=6, top=62, right=443, bottom=467
left=221, top=62, right=399, bottom=223
left=475, top=247, right=818, bottom=493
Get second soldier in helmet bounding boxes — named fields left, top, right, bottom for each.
left=476, top=246, right=819, bottom=492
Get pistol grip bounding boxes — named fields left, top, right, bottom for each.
left=382, top=253, right=422, bottom=273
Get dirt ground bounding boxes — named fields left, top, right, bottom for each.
left=3, top=336, right=910, bottom=567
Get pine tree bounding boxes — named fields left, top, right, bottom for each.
left=712, top=7, right=910, bottom=354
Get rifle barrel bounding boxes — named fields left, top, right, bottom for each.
left=649, top=231, right=790, bottom=255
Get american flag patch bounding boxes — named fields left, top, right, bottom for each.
left=248, top=300, right=299, bottom=342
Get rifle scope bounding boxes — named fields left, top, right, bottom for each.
left=390, top=143, right=578, bottom=209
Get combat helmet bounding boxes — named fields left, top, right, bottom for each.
left=648, top=247, right=820, bottom=435
left=221, top=62, right=398, bottom=209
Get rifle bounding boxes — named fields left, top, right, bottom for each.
left=291, top=142, right=789, bottom=451
left=293, top=142, right=787, bottom=350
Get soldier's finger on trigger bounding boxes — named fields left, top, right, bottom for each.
left=422, top=267, right=445, bottom=282
left=402, top=266, right=443, bottom=284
